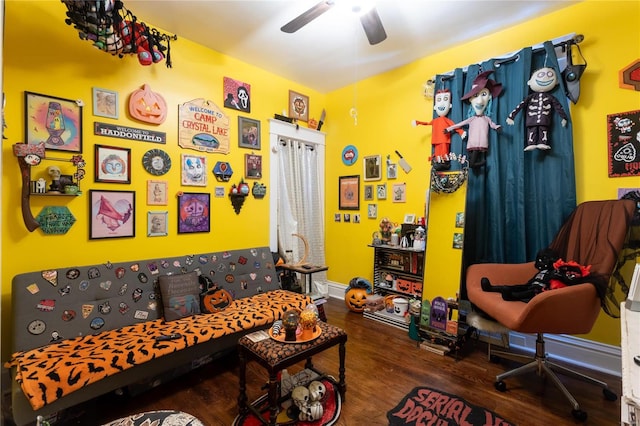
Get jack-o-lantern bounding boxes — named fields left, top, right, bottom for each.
left=201, top=288, right=233, bottom=313
left=129, top=84, right=167, bottom=124
left=345, top=287, right=369, bottom=313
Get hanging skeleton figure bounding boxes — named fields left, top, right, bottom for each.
left=506, top=67, right=568, bottom=151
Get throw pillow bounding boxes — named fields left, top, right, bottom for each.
left=158, top=271, right=201, bottom=321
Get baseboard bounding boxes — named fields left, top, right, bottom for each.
left=326, top=280, right=622, bottom=378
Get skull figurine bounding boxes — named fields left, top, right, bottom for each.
left=306, top=401, right=324, bottom=421
left=308, top=380, right=326, bottom=402
left=291, top=386, right=310, bottom=411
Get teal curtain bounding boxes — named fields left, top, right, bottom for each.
left=435, top=42, right=576, bottom=296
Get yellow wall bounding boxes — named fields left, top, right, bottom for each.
left=1, top=1, right=325, bottom=359
left=2, top=0, right=639, bottom=363
left=324, top=0, right=639, bottom=346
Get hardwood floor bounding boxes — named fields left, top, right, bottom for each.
left=69, top=298, right=620, bottom=425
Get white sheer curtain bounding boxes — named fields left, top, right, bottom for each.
left=276, top=137, right=327, bottom=293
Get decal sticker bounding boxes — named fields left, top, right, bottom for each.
left=160, top=260, right=169, bottom=269
left=264, top=275, right=272, bottom=284
left=222, top=251, right=232, bottom=259
left=225, top=274, right=235, bottom=283
left=173, top=260, right=181, bottom=268
left=240, top=280, right=248, bottom=290
left=42, top=270, right=58, bottom=286
left=104, top=261, right=113, bottom=270
left=147, top=300, right=158, bottom=311
left=217, top=264, right=226, bottom=272
left=134, top=310, right=149, bottom=320
left=138, top=273, right=148, bottom=283
left=130, top=263, right=140, bottom=272
left=26, top=283, right=40, bottom=294
left=100, top=280, right=112, bottom=291
left=253, top=261, right=261, bottom=269
left=50, top=331, right=63, bottom=342
left=118, top=302, right=129, bottom=314
left=98, top=301, right=112, bottom=314
left=27, top=319, right=46, bottom=335
left=61, top=310, right=76, bottom=321
left=90, top=317, right=105, bottom=330
left=79, top=280, right=90, bottom=291
left=132, top=288, right=143, bottom=302
left=250, top=249, right=258, bottom=257
left=88, top=267, right=100, bottom=279
left=238, top=256, right=248, bottom=265
left=66, top=269, right=80, bottom=280
left=115, top=267, right=126, bottom=279
left=249, top=273, right=257, bottom=281
left=211, top=255, right=218, bottom=262
left=198, top=255, right=208, bottom=264
left=229, top=262, right=236, bottom=271
left=37, top=299, right=55, bottom=311
left=185, top=255, right=194, bottom=266
left=58, top=285, right=71, bottom=296
left=82, top=304, right=95, bottom=318
left=148, top=263, right=159, bottom=275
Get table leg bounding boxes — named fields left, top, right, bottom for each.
left=305, top=356, right=314, bottom=370
left=238, top=349, right=248, bottom=415
left=267, top=371, right=279, bottom=425
left=338, top=340, right=347, bottom=401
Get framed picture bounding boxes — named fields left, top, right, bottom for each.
left=368, top=203, right=378, bottom=219
left=334, top=213, right=341, bottom=222
left=404, top=214, right=416, bottom=224
left=89, top=190, right=135, bottom=239
left=376, top=183, right=387, bottom=200
left=238, top=116, right=261, bottom=149
left=392, top=183, right=407, bottom=202
left=364, top=184, right=374, bottom=201
left=25, top=91, right=82, bottom=152
left=177, top=192, right=210, bottom=234
left=95, top=144, right=131, bottom=183
left=147, top=211, right=168, bottom=237
left=288, top=90, right=309, bottom=122
left=244, top=153, right=262, bottom=179
left=181, top=154, right=207, bottom=186
left=92, top=87, right=118, bottom=119
left=455, top=212, right=465, bottom=228
left=343, top=213, right=351, bottom=223
left=364, top=155, right=382, bottom=181
left=147, top=180, right=168, bottom=205
left=353, top=214, right=361, bottom=224
left=223, top=76, right=251, bottom=113
left=339, top=175, right=360, bottom=210
left=387, top=162, right=398, bottom=179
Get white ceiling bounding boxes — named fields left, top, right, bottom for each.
left=126, top=0, right=577, bottom=93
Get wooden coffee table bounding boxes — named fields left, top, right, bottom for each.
left=237, top=321, right=347, bottom=425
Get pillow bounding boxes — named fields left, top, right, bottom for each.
left=158, top=271, right=201, bottom=321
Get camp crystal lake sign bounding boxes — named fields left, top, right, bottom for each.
left=178, top=98, right=230, bottom=154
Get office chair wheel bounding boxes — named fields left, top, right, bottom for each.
left=571, top=409, right=587, bottom=422
left=603, top=388, right=617, bottom=401
left=494, top=381, right=507, bottom=392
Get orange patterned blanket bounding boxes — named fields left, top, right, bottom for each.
left=6, top=290, right=312, bottom=410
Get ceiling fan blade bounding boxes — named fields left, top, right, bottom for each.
left=281, top=1, right=335, bottom=33
left=360, top=7, right=387, bottom=45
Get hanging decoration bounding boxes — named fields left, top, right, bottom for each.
left=430, top=153, right=469, bottom=194
left=620, top=59, right=640, bottom=91
left=229, top=180, right=250, bottom=214
left=61, top=0, right=177, bottom=67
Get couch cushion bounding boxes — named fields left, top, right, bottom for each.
left=158, top=271, right=201, bottom=321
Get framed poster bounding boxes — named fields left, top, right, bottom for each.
left=177, top=192, right=210, bottom=234
left=147, top=211, right=168, bottom=237
left=92, top=87, right=118, bottom=119
left=607, top=109, right=640, bottom=177
left=181, top=154, right=207, bottom=186
left=147, top=180, right=168, bottom=205
left=238, top=116, right=261, bottom=149
left=245, top=153, right=262, bottom=179
left=223, top=76, right=251, bottom=113
left=364, top=155, right=382, bottom=181
left=89, top=190, right=135, bottom=239
left=289, top=90, right=309, bottom=122
left=339, top=175, right=359, bottom=210
left=95, top=144, right=131, bottom=183
left=25, top=91, right=83, bottom=152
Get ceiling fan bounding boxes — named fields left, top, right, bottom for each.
left=281, top=1, right=387, bottom=45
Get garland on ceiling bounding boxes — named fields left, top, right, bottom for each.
left=62, top=0, right=177, bottom=67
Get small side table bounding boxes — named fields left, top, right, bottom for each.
left=238, top=321, right=347, bottom=426
left=279, top=264, right=329, bottom=295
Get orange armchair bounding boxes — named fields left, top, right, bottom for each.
left=466, top=199, right=635, bottom=422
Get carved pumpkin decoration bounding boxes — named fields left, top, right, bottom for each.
left=201, top=288, right=233, bottom=313
left=129, top=84, right=167, bottom=124
left=344, top=287, right=369, bottom=313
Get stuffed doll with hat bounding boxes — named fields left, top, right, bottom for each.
left=445, top=70, right=503, bottom=169
left=506, top=67, right=568, bottom=151
left=412, top=89, right=466, bottom=171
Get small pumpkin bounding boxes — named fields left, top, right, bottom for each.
left=345, top=287, right=369, bottom=313
left=129, top=83, right=167, bottom=124
left=201, top=288, right=233, bottom=313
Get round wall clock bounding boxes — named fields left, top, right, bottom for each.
left=142, top=149, right=171, bottom=176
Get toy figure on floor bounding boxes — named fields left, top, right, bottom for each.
left=481, top=249, right=603, bottom=303
left=506, top=67, right=568, bottom=151
left=412, top=89, right=466, bottom=171
left=445, top=70, right=503, bottom=169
